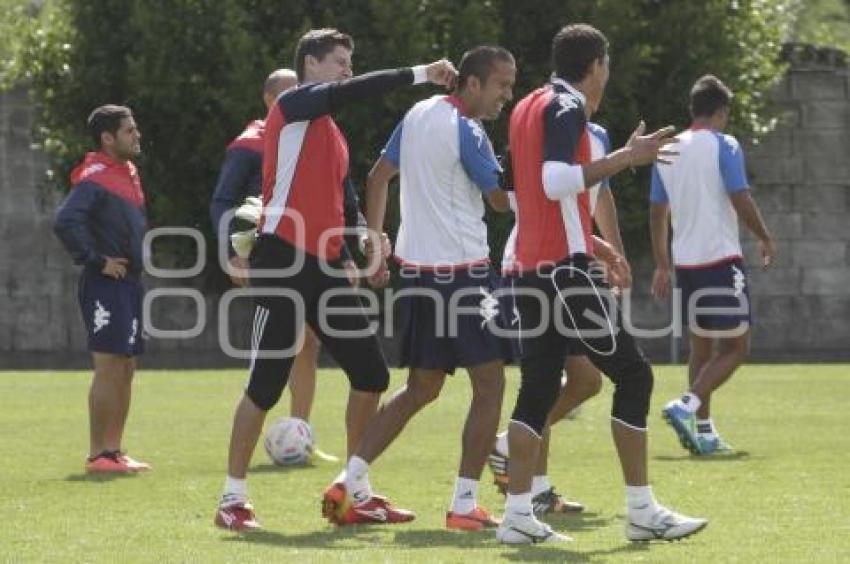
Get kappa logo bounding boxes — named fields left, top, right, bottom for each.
left=731, top=265, right=746, bottom=297
left=93, top=301, right=111, bottom=334
left=468, top=119, right=486, bottom=148
left=479, top=286, right=500, bottom=328
left=555, top=92, right=581, bottom=117
left=129, top=318, right=138, bottom=345
left=79, top=163, right=106, bottom=180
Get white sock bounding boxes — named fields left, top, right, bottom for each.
left=333, top=469, right=347, bottom=484
left=625, top=485, right=658, bottom=515
left=505, top=492, right=533, bottom=516
left=450, top=477, right=478, bottom=514
left=680, top=392, right=701, bottom=414
left=531, top=475, right=551, bottom=497
left=222, top=476, right=247, bottom=504
left=697, top=418, right=716, bottom=437
left=345, top=456, right=372, bottom=506
left=495, top=431, right=509, bottom=457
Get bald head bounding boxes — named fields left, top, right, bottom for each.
left=263, top=68, right=298, bottom=109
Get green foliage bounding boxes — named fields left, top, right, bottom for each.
left=4, top=0, right=796, bottom=265
left=793, top=0, right=850, bottom=53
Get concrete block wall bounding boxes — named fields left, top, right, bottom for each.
left=742, top=48, right=850, bottom=360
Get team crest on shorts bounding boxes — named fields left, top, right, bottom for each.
left=93, top=301, right=111, bottom=334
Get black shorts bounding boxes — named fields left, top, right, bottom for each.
left=676, top=258, right=752, bottom=332
left=397, top=264, right=515, bottom=374
left=248, top=235, right=389, bottom=392
left=511, top=255, right=646, bottom=381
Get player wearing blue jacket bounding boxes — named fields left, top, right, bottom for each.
left=54, top=105, right=151, bottom=475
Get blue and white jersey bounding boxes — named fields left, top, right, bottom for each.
left=502, top=122, right=611, bottom=272
left=382, top=95, right=501, bottom=267
left=650, top=127, right=749, bottom=267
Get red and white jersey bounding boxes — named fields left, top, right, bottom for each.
left=503, top=121, right=611, bottom=273
left=259, top=86, right=350, bottom=261
left=258, top=68, right=420, bottom=261
left=507, top=78, right=594, bottom=273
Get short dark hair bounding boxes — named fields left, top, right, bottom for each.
left=293, top=28, right=354, bottom=81
left=457, top=46, right=515, bottom=90
left=689, top=75, right=733, bottom=118
left=551, top=24, right=608, bottom=82
left=87, top=105, right=132, bottom=147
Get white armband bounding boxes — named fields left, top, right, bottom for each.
left=542, top=161, right=585, bottom=200
left=411, top=65, right=429, bottom=85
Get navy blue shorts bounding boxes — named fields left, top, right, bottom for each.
left=676, top=258, right=752, bottom=332
left=397, top=264, right=515, bottom=374
left=78, top=271, right=144, bottom=356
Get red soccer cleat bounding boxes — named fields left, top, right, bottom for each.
left=214, top=500, right=262, bottom=532
left=85, top=452, right=134, bottom=474
left=446, top=506, right=501, bottom=531
left=322, top=482, right=415, bottom=526
left=118, top=453, right=151, bottom=472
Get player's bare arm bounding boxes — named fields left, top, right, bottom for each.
left=729, top=190, right=775, bottom=268
left=364, top=156, right=399, bottom=288
left=486, top=189, right=511, bottom=212
left=594, top=188, right=631, bottom=288
left=649, top=201, right=672, bottom=299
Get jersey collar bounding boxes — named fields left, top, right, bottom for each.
left=444, top=94, right=472, bottom=117
left=689, top=123, right=717, bottom=132
left=551, top=77, right=587, bottom=107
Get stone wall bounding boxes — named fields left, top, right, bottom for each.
left=744, top=44, right=850, bottom=360
left=1, top=45, right=848, bottom=367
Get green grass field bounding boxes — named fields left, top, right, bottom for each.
left=2, top=365, right=849, bottom=562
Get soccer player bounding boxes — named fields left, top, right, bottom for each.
left=653, top=75, right=776, bottom=455
left=322, top=46, right=515, bottom=531
left=490, top=119, right=628, bottom=515
left=497, top=24, right=707, bottom=544
left=210, top=68, right=366, bottom=454
left=213, top=28, right=456, bottom=531
left=54, top=105, right=151, bottom=474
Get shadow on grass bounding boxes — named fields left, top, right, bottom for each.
left=248, top=462, right=319, bottom=474
left=220, top=526, right=383, bottom=549
left=500, top=540, right=650, bottom=562
left=540, top=511, right=613, bottom=532
left=221, top=525, right=652, bottom=560
left=653, top=450, right=752, bottom=462
left=65, top=472, right=139, bottom=482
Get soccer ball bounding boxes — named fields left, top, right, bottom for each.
left=264, top=417, right=314, bottom=466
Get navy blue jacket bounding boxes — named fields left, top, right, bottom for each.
left=54, top=152, right=148, bottom=277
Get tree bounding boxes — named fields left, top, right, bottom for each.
left=4, top=0, right=798, bottom=267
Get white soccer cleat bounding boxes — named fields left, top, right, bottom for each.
left=626, top=505, right=708, bottom=541
left=496, top=512, right=573, bottom=544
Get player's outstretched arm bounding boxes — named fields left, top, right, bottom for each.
left=582, top=121, right=678, bottom=188
left=729, top=191, right=776, bottom=268
left=282, top=60, right=458, bottom=122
